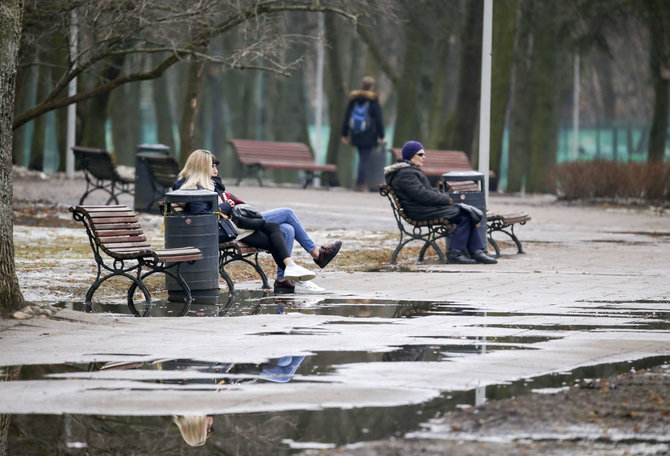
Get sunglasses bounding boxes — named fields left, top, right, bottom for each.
left=416, top=152, right=425, bottom=157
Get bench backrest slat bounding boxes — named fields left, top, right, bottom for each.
left=72, top=147, right=123, bottom=181
left=138, top=153, right=180, bottom=188
left=392, top=148, right=473, bottom=174
left=69, top=205, right=155, bottom=259
left=229, top=139, right=314, bottom=163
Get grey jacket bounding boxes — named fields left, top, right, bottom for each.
left=384, top=160, right=460, bottom=221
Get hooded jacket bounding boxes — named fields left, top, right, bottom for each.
left=341, top=90, right=385, bottom=148
left=384, top=160, right=459, bottom=221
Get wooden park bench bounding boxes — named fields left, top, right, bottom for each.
left=159, top=201, right=271, bottom=291
left=69, top=205, right=202, bottom=317
left=136, top=153, right=180, bottom=211
left=72, top=146, right=134, bottom=205
left=379, top=184, right=454, bottom=264
left=229, top=139, right=337, bottom=187
left=391, top=147, right=530, bottom=257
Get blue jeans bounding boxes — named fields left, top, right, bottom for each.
left=262, top=208, right=317, bottom=279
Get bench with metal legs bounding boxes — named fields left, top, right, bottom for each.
left=379, top=185, right=454, bottom=264
left=70, top=205, right=202, bottom=316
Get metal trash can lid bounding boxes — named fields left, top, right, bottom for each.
left=136, top=143, right=170, bottom=154
left=165, top=189, right=218, bottom=204
left=441, top=170, right=484, bottom=181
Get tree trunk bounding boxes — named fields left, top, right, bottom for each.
left=79, top=55, right=125, bottom=150
left=178, top=60, right=207, bottom=166
left=28, top=58, right=50, bottom=171
left=152, top=53, right=176, bottom=155
left=394, top=19, right=426, bottom=148
left=507, top=0, right=565, bottom=193
left=489, top=0, right=517, bottom=180
left=324, top=14, right=349, bottom=187
left=647, top=4, right=670, bottom=162
left=438, top=0, right=483, bottom=157
left=109, top=78, right=142, bottom=166
left=0, top=0, right=26, bottom=316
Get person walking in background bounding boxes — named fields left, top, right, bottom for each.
left=384, top=141, right=497, bottom=265
left=341, top=76, right=385, bottom=192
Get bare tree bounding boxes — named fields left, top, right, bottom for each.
left=0, top=0, right=26, bottom=316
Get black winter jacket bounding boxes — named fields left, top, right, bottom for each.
left=384, top=160, right=460, bottom=221
left=341, top=90, right=385, bottom=148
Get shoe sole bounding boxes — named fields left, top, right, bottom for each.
left=316, top=241, right=342, bottom=268
left=283, top=272, right=316, bottom=281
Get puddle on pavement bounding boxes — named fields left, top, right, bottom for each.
left=6, top=356, right=670, bottom=454
left=59, top=291, right=484, bottom=318
left=19, top=296, right=670, bottom=453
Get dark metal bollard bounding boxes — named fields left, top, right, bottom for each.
left=440, top=171, right=487, bottom=249
left=164, top=189, right=219, bottom=305
left=135, top=144, right=170, bottom=213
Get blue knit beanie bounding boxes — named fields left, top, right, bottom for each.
left=401, top=141, right=424, bottom=160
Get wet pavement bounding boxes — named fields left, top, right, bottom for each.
left=4, top=171, right=670, bottom=453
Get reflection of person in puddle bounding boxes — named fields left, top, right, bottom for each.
left=102, top=356, right=304, bottom=447
left=173, top=415, right=213, bottom=447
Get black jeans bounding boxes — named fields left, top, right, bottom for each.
left=239, top=222, right=290, bottom=271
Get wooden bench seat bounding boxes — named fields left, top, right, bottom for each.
left=379, top=184, right=454, bottom=264
left=229, top=139, right=337, bottom=187
left=486, top=210, right=531, bottom=256
left=70, top=204, right=202, bottom=316
left=72, top=146, right=134, bottom=205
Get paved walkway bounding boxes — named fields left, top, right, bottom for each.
left=5, top=171, right=670, bottom=425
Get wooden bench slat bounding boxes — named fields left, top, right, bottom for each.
left=229, top=139, right=337, bottom=187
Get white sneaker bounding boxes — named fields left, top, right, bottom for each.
left=294, top=281, right=326, bottom=294
left=283, top=263, right=316, bottom=281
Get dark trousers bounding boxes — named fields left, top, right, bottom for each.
left=356, top=147, right=373, bottom=185
left=237, top=222, right=290, bottom=271
left=448, top=212, right=484, bottom=253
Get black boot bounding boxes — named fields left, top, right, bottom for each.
left=470, top=249, right=498, bottom=264
left=447, top=249, right=477, bottom=264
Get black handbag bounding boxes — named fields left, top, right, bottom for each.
left=218, top=217, right=238, bottom=242
left=230, top=204, right=266, bottom=230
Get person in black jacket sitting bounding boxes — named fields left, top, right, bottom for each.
left=384, top=140, right=497, bottom=264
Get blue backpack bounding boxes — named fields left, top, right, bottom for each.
left=349, top=101, right=371, bottom=134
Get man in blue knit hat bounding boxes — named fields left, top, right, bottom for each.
left=383, top=140, right=497, bottom=264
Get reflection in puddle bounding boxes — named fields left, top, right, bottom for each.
left=17, top=295, right=670, bottom=453
left=8, top=356, right=670, bottom=454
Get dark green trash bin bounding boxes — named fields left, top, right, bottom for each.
left=164, top=189, right=219, bottom=305
left=441, top=171, right=487, bottom=249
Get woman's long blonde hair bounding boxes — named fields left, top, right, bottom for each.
left=173, top=415, right=210, bottom=447
left=178, top=149, right=214, bottom=191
